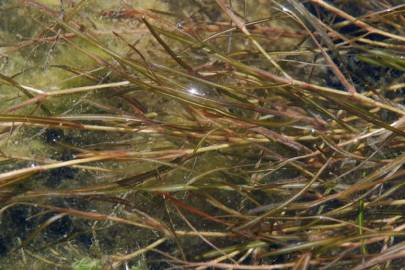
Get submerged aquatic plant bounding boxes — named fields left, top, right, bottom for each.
left=0, top=0, right=404, bottom=269
left=72, top=257, right=101, bottom=270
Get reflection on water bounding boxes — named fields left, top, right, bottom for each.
left=186, top=86, right=205, bottom=96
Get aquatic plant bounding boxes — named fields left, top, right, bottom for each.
left=0, top=0, right=404, bottom=269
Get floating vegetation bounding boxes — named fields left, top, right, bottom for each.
left=0, top=0, right=404, bottom=269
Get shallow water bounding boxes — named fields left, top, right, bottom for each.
left=1, top=1, right=404, bottom=269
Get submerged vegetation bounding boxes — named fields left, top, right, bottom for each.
left=0, top=0, right=404, bottom=269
